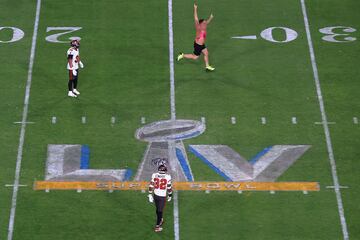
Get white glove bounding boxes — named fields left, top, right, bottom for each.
left=167, top=196, right=172, bottom=202
left=79, top=61, right=84, bottom=68
left=72, top=69, right=77, bottom=76
left=148, top=194, right=154, bottom=203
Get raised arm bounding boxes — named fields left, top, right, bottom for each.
left=194, top=3, right=199, bottom=25
left=206, top=13, right=214, bottom=25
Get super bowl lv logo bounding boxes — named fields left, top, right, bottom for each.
left=42, top=119, right=310, bottom=184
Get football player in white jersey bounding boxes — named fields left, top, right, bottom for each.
left=67, top=39, right=84, bottom=97
left=148, top=163, right=172, bottom=232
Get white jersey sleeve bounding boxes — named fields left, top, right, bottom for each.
left=149, top=173, right=172, bottom=197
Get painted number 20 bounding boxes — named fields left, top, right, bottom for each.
left=0, top=26, right=82, bottom=43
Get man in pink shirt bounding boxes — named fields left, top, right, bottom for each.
left=177, top=3, right=215, bottom=71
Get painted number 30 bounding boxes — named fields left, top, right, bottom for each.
left=258, top=26, right=357, bottom=43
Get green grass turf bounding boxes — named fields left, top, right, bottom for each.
left=179, top=191, right=341, bottom=240
left=14, top=190, right=174, bottom=240
left=1, top=0, right=359, bottom=239
left=173, top=0, right=346, bottom=239
left=3, top=0, right=172, bottom=239
left=0, top=0, right=39, bottom=237
left=305, top=0, right=360, bottom=237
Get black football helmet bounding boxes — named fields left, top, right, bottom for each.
left=70, top=39, right=80, bottom=48
left=158, top=164, right=167, bottom=174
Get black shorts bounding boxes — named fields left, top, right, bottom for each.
left=154, top=194, right=166, bottom=212
left=193, top=42, right=206, bottom=56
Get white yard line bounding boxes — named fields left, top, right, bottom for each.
left=7, top=0, right=41, bottom=239
left=173, top=191, right=180, bottom=240
left=168, top=0, right=176, bottom=121
left=300, top=0, right=349, bottom=239
left=167, top=0, right=179, bottom=239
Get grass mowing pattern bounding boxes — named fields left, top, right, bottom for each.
left=0, top=0, right=359, bottom=239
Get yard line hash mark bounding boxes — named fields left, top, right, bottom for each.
left=111, top=116, right=116, bottom=124
left=5, top=184, right=27, bottom=188
left=13, top=121, right=34, bottom=124
left=301, top=0, right=349, bottom=239
left=315, top=121, right=335, bottom=125
left=353, top=117, right=358, bottom=124
left=326, top=186, right=349, bottom=189
left=261, top=117, right=266, bottom=125
left=8, top=0, right=42, bottom=239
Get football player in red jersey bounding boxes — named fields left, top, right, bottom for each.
left=148, top=163, right=173, bottom=232
left=177, top=3, right=215, bottom=71
left=67, top=39, right=84, bottom=97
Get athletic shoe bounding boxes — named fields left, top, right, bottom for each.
left=159, top=218, right=164, bottom=226
left=68, top=91, right=77, bottom=97
left=177, top=53, right=184, bottom=61
left=206, top=65, right=215, bottom=71
left=73, top=89, right=80, bottom=95
left=154, top=225, right=163, bottom=232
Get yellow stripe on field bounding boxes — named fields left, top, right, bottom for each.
left=34, top=181, right=320, bottom=191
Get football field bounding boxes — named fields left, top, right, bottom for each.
left=0, top=0, right=359, bottom=239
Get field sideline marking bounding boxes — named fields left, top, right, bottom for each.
left=300, top=0, right=349, bottom=239
left=167, top=0, right=180, bottom=239
left=7, top=0, right=42, bottom=239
